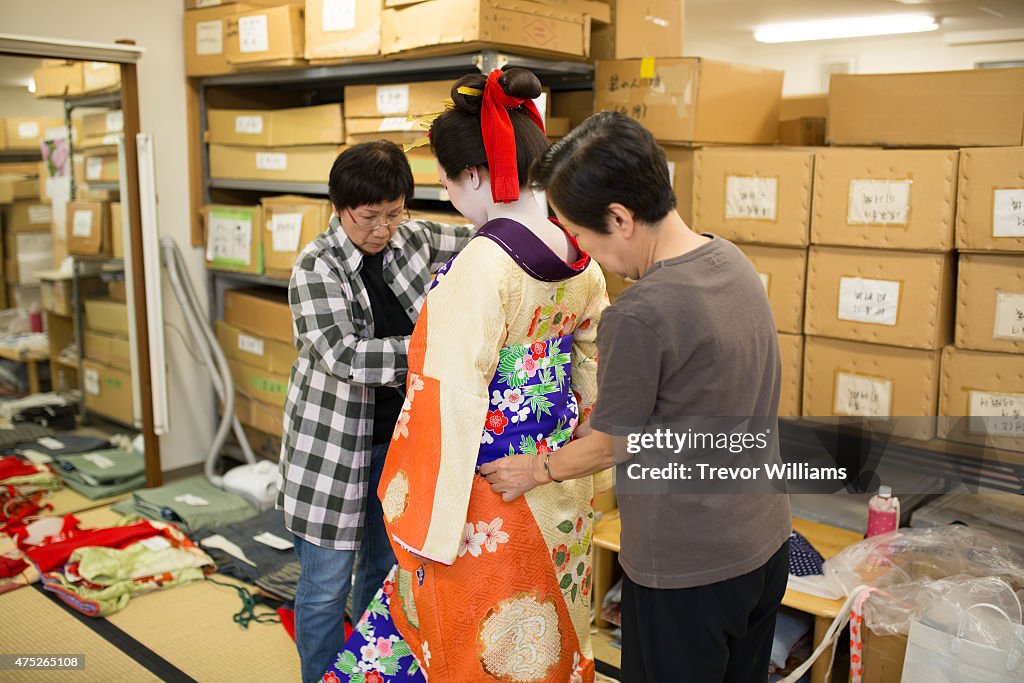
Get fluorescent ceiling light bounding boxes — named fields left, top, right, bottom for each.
left=754, top=14, right=939, bottom=44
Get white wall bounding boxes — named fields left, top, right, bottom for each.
left=0, top=1, right=213, bottom=472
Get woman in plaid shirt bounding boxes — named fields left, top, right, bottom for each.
left=276, top=141, right=474, bottom=683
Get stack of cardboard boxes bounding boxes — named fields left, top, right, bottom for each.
left=82, top=294, right=134, bottom=425
left=74, top=110, right=123, bottom=192
left=32, top=60, right=121, bottom=100
left=1, top=176, right=54, bottom=309
left=219, top=288, right=297, bottom=454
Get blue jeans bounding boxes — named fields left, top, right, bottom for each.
left=293, top=443, right=397, bottom=683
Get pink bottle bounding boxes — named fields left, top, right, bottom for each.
left=866, top=485, right=900, bottom=537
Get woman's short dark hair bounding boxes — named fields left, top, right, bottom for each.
left=430, top=67, right=549, bottom=186
left=327, top=140, right=414, bottom=210
left=530, top=111, right=676, bottom=233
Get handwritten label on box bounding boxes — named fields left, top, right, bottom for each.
left=376, top=84, right=410, bottom=116
left=86, top=157, right=103, bottom=181
left=838, top=277, right=900, bottom=326
left=238, top=334, right=265, bottom=357
left=17, top=122, right=40, bottom=139
left=270, top=212, right=303, bottom=253
left=994, top=291, right=1024, bottom=341
left=322, top=0, right=356, bottom=32
left=848, top=179, right=912, bottom=226
left=256, top=152, right=287, bottom=171
left=85, top=368, right=100, bottom=396
left=968, top=391, right=1024, bottom=436
left=834, top=372, right=893, bottom=417
left=725, top=176, right=778, bottom=221
left=378, top=117, right=415, bottom=132
left=992, top=189, right=1024, bottom=238
left=206, top=210, right=252, bottom=266
left=195, top=20, right=223, bottom=56
left=235, top=115, right=264, bottom=135
left=29, top=205, right=52, bottom=225
left=238, top=15, right=270, bottom=54
left=72, top=209, right=94, bottom=238
left=106, top=111, right=123, bottom=133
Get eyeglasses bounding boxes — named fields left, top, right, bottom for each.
left=345, top=208, right=409, bottom=233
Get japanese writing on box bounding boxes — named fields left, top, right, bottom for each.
left=725, top=176, right=778, bottom=221
left=994, top=291, right=1024, bottom=341
left=993, top=189, right=1024, bottom=238
left=847, top=179, right=912, bottom=226
left=835, top=373, right=892, bottom=417
left=838, top=277, right=901, bottom=326
left=968, top=391, right=1024, bottom=436
left=607, top=72, right=663, bottom=93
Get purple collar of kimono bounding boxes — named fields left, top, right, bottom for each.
left=475, top=218, right=591, bottom=283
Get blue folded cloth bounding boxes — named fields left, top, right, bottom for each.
left=788, top=530, right=825, bottom=577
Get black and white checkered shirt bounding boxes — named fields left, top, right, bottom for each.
left=277, top=215, right=473, bottom=549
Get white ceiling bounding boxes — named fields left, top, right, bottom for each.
left=685, top=0, right=1024, bottom=45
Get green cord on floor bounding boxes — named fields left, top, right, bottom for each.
left=207, top=577, right=281, bottom=629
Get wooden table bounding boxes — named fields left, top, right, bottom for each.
left=0, top=344, right=49, bottom=395
left=591, top=512, right=862, bottom=683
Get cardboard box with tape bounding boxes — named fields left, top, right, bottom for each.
left=261, top=195, right=332, bottom=277
left=204, top=204, right=264, bottom=274
left=803, top=335, right=941, bottom=441
left=32, top=61, right=84, bottom=99
left=209, top=143, right=343, bottom=182
left=778, top=332, right=804, bottom=418
left=588, top=0, right=682, bottom=60
left=305, top=0, right=381, bottom=61
left=228, top=357, right=290, bottom=408
left=207, top=104, right=343, bottom=146
left=736, top=244, right=807, bottom=335
left=594, top=58, right=783, bottom=145
left=956, top=146, right=1024, bottom=253
left=804, top=246, right=955, bottom=350
left=186, top=3, right=259, bottom=76
left=216, top=319, right=298, bottom=376
left=223, top=287, right=293, bottom=343
left=343, top=79, right=451, bottom=145
left=83, top=359, right=134, bottom=425
left=693, top=147, right=815, bottom=247
left=225, top=4, right=306, bottom=67
left=67, top=200, right=113, bottom=257
left=811, top=149, right=958, bottom=252
left=939, top=346, right=1024, bottom=453
left=955, top=253, right=1024, bottom=355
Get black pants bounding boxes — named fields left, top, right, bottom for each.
left=620, top=541, right=790, bottom=683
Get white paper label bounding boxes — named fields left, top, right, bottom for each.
left=992, top=189, right=1024, bottom=238
left=725, top=176, right=778, bottom=221
left=140, top=536, right=173, bottom=551
left=195, top=20, right=223, bottom=56
left=234, top=115, right=264, bottom=135
left=838, top=277, right=901, bottom=326
left=994, top=291, right=1024, bottom=341
left=84, top=453, right=116, bottom=470
left=378, top=117, right=415, bottom=132
left=174, top=493, right=210, bottom=507
left=17, top=122, right=40, bottom=139
left=758, top=272, right=770, bottom=293
left=196, top=0, right=221, bottom=7
left=253, top=531, right=294, bottom=550
left=322, top=0, right=357, bottom=32
left=102, top=133, right=120, bottom=145
left=848, top=179, right=912, bottom=226
left=86, top=157, right=104, bottom=181
left=238, top=14, right=269, bottom=53
left=21, top=449, right=52, bottom=465
left=72, top=209, right=94, bottom=238
left=105, top=111, right=123, bottom=133
left=256, top=152, right=287, bottom=171
left=968, top=391, right=1024, bottom=436
left=206, top=213, right=253, bottom=266
left=666, top=161, right=676, bottom=186
left=376, top=84, right=410, bottom=116
left=270, top=212, right=304, bottom=252
left=37, top=437, right=65, bottom=450
left=85, top=368, right=100, bottom=396
left=28, top=205, right=52, bottom=225
left=238, top=333, right=265, bottom=357
left=834, top=372, right=893, bottom=417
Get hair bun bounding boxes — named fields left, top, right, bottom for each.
left=450, top=73, right=486, bottom=115
left=499, top=68, right=542, bottom=100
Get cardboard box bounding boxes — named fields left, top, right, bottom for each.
left=405, top=146, right=439, bottom=187
left=305, top=0, right=381, bottom=60
left=39, top=274, right=104, bottom=317
left=939, top=346, right=1024, bottom=453
left=207, top=104, right=343, bottom=147
left=778, top=332, right=803, bottom=418
left=343, top=116, right=424, bottom=145
left=67, top=201, right=113, bottom=257
left=84, top=330, right=132, bottom=371
left=223, top=287, right=293, bottom=343
left=602, top=265, right=631, bottom=302
left=108, top=279, right=127, bottom=303
left=779, top=94, right=827, bottom=121
left=381, top=0, right=589, bottom=58
left=343, top=80, right=453, bottom=119
left=0, top=175, right=43, bottom=201
left=81, top=111, right=124, bottom=139
left=736, top=244, right=807, bottom=335
left=228, top=357, right=290, bottom=408
left=239, top=424, right=283, bottom=461
left=84, top=299, right=130, bottom=337
left=216, top=320, right=298, bottom=375
left=4, top=231, right=53, bottom=284
left=209, top=143, right=342, bottom=182
left=408, top=208, right=467, bottom=225
left=811, top=149, right=958, bottom=252
left=225, top=4, right=305, bottom=66
left=862, top=628, right=906, bottom=683
left=83, top=151, right=119, bottom=184
left=3, top=200, right=53, bottom=231
left=185, top=0, right=287, bottom=8
left=551, top=89, right=594, bottom=129
left=110, top=202, right=124, bottom=259
left=82, top=359, right=134, bottom=426
left=32, top=61, right=84, bottom=98
left=663, top=144, right=695, bottom=225
left=828, top=68, right=1024, bottom=147
left=955, top=253, right=1024, bottom=355
left=4, top=118, right=62, bottom=150
left=590, top=0, right=683, bottom=60
left=956, top=147, right=1024, bottom=253
left=594, top=58, right=784, bottom=144
left=777, top=118, right=825, bottom=147
left=185, top=4, right=255, bottom=76
left=204, top=204, right=264, bottom=274
left=83, top=62, right=121, bottom=93
left=261, top=194, right=331, bottom=276
left=803, top=336, right=941, bottom=441
left=233, top=391, right=284, bottom=438
left=693, top=147, right=814, bottom=247
left=804, top=246, right=955, bottom=351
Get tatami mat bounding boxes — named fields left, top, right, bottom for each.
left=0, top=586, right=161, bottom=682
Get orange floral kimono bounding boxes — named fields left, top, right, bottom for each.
left=376, top=218, right=609, bottom=682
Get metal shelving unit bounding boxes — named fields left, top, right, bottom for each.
left=207, top=178, right=448, bottom=202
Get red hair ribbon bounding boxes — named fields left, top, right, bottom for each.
left=480, top=70, right=545, bottom=203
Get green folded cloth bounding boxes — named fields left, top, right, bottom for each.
left=54, top=450, right=146, bottom=499
left=115, top=476, right=258, bottom=533
left=61, top=472, right=146, bottom=500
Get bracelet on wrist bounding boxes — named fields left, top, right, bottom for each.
left=543, top=452, right=562, bottom=483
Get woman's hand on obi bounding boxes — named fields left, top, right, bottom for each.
left=480, top=453, right=549, bottom=502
